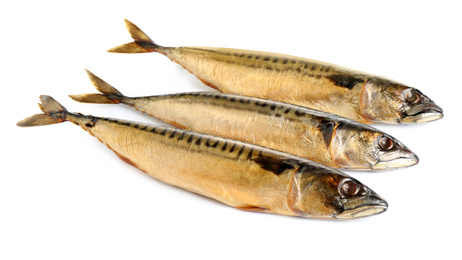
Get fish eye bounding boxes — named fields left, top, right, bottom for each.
left=378, top=135, right=394, bottom=151
left=403, top=89, right=422, bottom=105
left=339, top=179, right=359, bottom=198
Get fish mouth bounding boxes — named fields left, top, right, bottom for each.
left=402, top=102, right=444, bottom=123
left=373, top=148, right=419, bottom=170
left=336, top=194, right=388, bottom=219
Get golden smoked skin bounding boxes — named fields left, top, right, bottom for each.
left=82, top=118, right=294, bottom=214
left=140, top=94, right=327, bottom=159
left=162, top=47, right=364, bottom=121
left=17, top=96, right=388, bottom=219
left=108, top=20, right=443, bottom=124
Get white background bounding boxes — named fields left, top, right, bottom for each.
left=2, top=1, right=461, bottom=259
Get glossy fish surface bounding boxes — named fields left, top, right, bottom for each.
left=108, top=20, right=443, bottom=124
left=71, top=70, right=418, bottom=170
left=17, top=96, right=387, bottom=219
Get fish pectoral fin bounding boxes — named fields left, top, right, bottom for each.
left=251, top=155, right=298, bottom=175
left=237, top=205, right=269, bottom=212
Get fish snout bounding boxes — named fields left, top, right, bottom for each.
left=373, top=147, right=419, bottom=170
left=336, top=193, right=388, bottom=219
left=402, top=101, right=444, bottom=123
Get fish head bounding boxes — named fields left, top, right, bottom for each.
left=359, top=78, right=443, bottom=124
left=289, top=168, right=387, bottom=219
left=330, top=126, right=419, bottom=170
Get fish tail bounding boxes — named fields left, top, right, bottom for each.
left=69, top=69, right=125, bottom=104
left=17, top=95, right=69, bottom=127
left=107, top=19, right=160, bottom=53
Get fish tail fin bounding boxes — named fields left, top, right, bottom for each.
left=69, top=69, right=125, bottom=104
left=107, top=19, right=160, bottom=53
left=17, top=95, right=68, bottom=127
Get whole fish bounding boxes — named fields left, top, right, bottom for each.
left=71, top=70, right=418, bottom=170
left=17, top=96, right=387, bottom=219
left=108, top=19, right=443, bottom=124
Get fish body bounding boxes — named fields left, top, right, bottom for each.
left=71, top=70, right=418, bottom=170
left=108, top=20, right=443, bottom=124
left=17, top=96, right=387, bottom=219
left=161, top=46, right=365, bottom=122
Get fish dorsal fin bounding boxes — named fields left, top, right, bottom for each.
left=251, top=155, right=298, bottom=175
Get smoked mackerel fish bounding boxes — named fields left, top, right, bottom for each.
left=71, top=70, right=419, bottom=170
left=108, top=20, right=443, bottom=124
left=17, top=96, right=387, bottom=219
